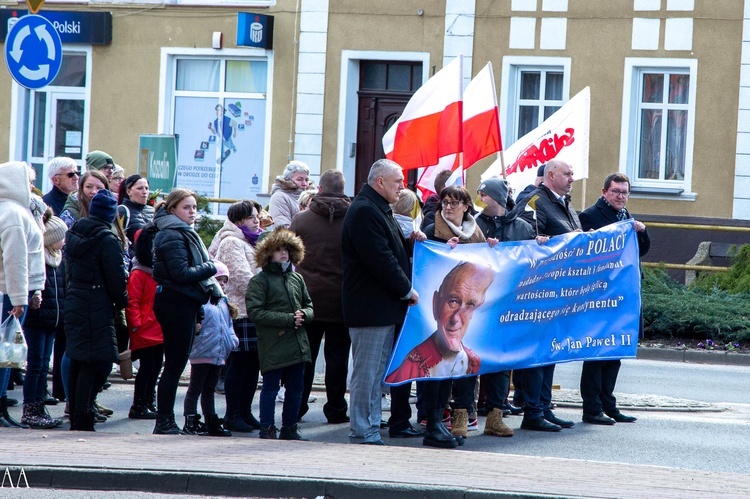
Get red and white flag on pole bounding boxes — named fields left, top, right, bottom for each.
left=415, top=61, right=502, bottom=198
left=382, top=56, right=463, bottom=171
left=462, top=62, right=502, bottom=170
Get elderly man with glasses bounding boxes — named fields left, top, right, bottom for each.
left=578, top=172, right=650, bottom=426
left=43, top=157, right=80, bottom=216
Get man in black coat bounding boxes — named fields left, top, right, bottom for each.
left=342, top=159, right=422, bottom=445
left=578, top=172, right=650, bottom=425
left=43, top=157, right=80, bottom=216
left=513, top=159, right=581, bottom=432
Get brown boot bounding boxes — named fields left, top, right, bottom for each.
left=484, top=408, right=514, bottom=437
left=451, top=408, right=468, bottom=437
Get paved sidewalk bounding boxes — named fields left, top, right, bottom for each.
left=2, top=346, right=748, bottom=498
left=3, top=431, right=750, bottom=498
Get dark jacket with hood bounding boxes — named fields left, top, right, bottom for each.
left=24, top=259, right=66, bottom=331
left=245, top=228, right=313, bottom=373
left=420, top=193, right=439, bottom=231
left=341, top=183, right=412, bottom=327
left=152, top=207, right=217, bottom=304
left=289, top=192, right=350, bottom=323
left=64, top=217, right=128, bottom=363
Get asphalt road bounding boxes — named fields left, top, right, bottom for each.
left=51, top=357, right=749, bottom=476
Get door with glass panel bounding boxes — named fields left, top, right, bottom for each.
left=26, top=51, right=88, bottom=193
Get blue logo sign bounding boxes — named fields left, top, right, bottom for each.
left=5, top=14, right=63, bottom=90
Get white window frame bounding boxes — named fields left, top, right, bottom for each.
left=618, top=57, right=697, bottom=200
left=8, top=44, right=92, bottom=193
left=500, top=56, right=572, bottom=145
left=45, top=0, right=275, bottom=6
left=158, top=47, right=274, bottom=198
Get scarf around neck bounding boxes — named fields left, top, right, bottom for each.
left=45, top=247, right=62, bottom=268
left=239, top=225, right=262, bottom=246
left=437, top=211, right=485, bottom=243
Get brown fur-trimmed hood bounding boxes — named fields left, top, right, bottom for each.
left=254, top=228, right=305, bottom=268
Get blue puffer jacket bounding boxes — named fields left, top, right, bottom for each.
left=189, top=299, right=238, bottom=365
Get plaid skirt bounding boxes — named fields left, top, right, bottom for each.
left=233, top=317, right=258, bottom=352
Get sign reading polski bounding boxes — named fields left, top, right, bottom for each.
left=384, top=220, right=641, bottom=385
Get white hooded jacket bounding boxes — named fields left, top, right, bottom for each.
left=0, top=162, right=45, bottom=306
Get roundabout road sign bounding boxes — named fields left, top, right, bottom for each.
left=4, top=14, right=62, bottom=90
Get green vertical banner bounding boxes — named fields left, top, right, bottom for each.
left=138, top=134, right=178, bottom=193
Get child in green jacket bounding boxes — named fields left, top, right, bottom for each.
left=246, top=228, right=313, bottom=440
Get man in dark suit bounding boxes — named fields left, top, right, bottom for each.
left=341, top=159, right=423, bottom=445
left=514, top=159, right=581, bottom=432
left=578, top=172, right=650, bottom=425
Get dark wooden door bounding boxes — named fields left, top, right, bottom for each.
left=355, top=94, right=412, bottom=193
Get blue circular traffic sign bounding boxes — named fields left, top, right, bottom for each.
left=4, top=15, right=62, bottom=90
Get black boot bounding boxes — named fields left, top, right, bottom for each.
left=206, top=414, right=231, bottom=437
left=183, top=414, right=208, bottom=435
left=423, top=409, right=458, bottom=449
left=278, top=424, right=308, bottom=441
left=129, top=399, right=158, bottom=420
left=0, top=395, right=28, bottom=428
left=259, top=425, right=277, bottom=439
left=69, top=411, right=95, bottom=432
left=153, top=413, right=182, bottom=435
left=224, top=410, right=253, bottom=432
left=240, top=405, right=262, bottom=430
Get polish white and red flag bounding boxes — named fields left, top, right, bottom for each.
left=382, top=56, right=463, bottom=171
left=415, top=62, right=503, bottom=199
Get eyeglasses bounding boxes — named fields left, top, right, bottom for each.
left=441, top=200, right=463, bottom=209
left=608, top=189, right=630, bottom=198
left=101, top=165, right=115, bottom=172
left=111, top=176, right=125, bottom=181
left=55, top=171, right=80, bottom=178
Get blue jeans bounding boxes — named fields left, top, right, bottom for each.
left=259, top=362, right=305, bottom=429
left=22, top=326, right=55, bottom=404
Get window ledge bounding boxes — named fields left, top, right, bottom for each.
left=630, top=186, right=696, bottom=202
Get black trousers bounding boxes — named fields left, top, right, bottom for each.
left=68, top=359, right=106, bottom=419
left=580, top=359, right=621, bottom=415
left=223, top=350, right=260, bottom=421
left=387, top=323, right=412, bottom=431
left=154, top=288, right=202, bottom=418
left=132, top=344, right=164, bottom=403
left=299, top=320, right=350, bottom=421
left=184, top=363, right=222, bottom=417
left=51, top=323, right=66, bottom=401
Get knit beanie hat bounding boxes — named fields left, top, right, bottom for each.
left=86, top=150, right=114, bottom=171
left=213, top=260, right=230, bottom=279
left=44, top=216, right=67, bottom=247
left=89, top=189, right=118, bottom=223
left=477, top=177, right=509, bottom=207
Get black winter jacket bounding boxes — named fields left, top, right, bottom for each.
left=152, top=208, right=216, bottom=304
left=579, top=197, right=651, bottom=257
left=24, top=260, right=66, bottom=330
left=475, top=210, right=536, bottom=242
left=64, top=218, right=128, bottom=363
left=341, top=184, right=412, bottom=327
left=118, top=198, right=152, bottom=244
left=514, top=185, right=581, bottom=236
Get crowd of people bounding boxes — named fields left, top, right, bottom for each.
left=0, top=153, right=649, bottom=447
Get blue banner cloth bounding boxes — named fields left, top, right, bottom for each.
left=384, top=220, right=641, bottom=385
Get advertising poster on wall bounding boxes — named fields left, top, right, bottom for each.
left=173, top=96, right=266, bottom=214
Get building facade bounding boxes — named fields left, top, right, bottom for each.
left=1, top=0, right=748, bottom=232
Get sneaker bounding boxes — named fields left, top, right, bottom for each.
left=276, top=387, right=285, bottom=403
left=308, top=394, right=317, bottom=403
left=94, top=401, right=113, bottom=416
left=467, top=417, right=478, bottom=431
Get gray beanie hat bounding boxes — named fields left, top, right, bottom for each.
left=477, top=177, right=509, bottom=207
left=44, top=216, right=68, bottom=247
